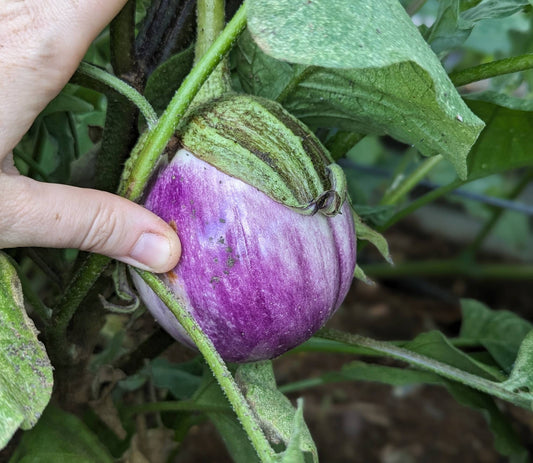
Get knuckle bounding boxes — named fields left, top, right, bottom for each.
left=0, top=175, right=35, bottom=246
left=80, top=204, right=121, bottom=253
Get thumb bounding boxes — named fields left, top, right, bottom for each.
left=0, top=174, right=181, bottom=273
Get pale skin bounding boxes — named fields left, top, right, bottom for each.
left=0, top=0, right=181, bottom=272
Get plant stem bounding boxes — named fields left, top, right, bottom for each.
left=450, top=53, right=533, bottom=87
left=47, top=253, right=111, bottom=364
left=462, top=169, right=533, bottom=258
left=119, top=1, right=247, bottom=201
left=276, top=65, right=317, bottom=103
left=192, top=0, right=232, bottom=105
left=316, top=328, right=531, bottom=409
left=77, top=62, right=157, bottom=128
left=325, top=131, right=365, bottom=161
left=135, top=269, right=275, bottom=463
left=381, top=154, right=443, bottom=206
left=380, top=178, right=465, bottom=230
left=362, top=258, right=533, bottom=280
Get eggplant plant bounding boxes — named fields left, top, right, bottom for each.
left=3, top=0, right=533, bottom=461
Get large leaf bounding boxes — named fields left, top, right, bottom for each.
left=9, top=406, right=114, bottom=463
left=459, top=299, right=532, bottom=373
left=465, top=92, right=533, bottom=179
left=246, top=0, right=485, bottom=179
left=0, top=253, right=53, bottom=450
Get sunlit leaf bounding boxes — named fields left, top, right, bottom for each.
left=247, top=0, right=485, bottom=179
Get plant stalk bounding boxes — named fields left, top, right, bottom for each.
left=316, top=328, right=531, bottom=409
left=381, top=154, right=443, bottom=206
left=450, top=53, right=533, bottom=87
left=118, top=1, right=247, bottom=201
left=77, top=62, right=157, bottom=128
left=362, top=259, right=533, bottom=280
left=135, top=270, right=276, bottom=463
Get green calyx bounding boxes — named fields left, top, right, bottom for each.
left=178, top=94, right=347, bottom=216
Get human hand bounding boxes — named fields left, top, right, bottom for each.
left=0, top=0, right=181, bottom=272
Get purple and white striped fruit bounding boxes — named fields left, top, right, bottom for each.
left=133, top=95, right=356, bottom=363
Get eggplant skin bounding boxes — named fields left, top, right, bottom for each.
left=133, top=149, right=356, bottom=363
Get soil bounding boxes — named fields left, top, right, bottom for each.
left=174, top=219, right=533, bottom=463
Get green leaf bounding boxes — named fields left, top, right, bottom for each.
left=273, top=399, right=308, bottom=463
left=352, top=210, right=393, bottom=265
left=502, top=331, right=533, bottom=396
left=0, top=253, right=53, bottom=450
left=144, top=47, right=194, bottom=114
left=404, top=330, right=502, bottom=381
left=233, top=28, right=294, bottom=100
left=459, top=298, right=532, bottom=372
left=150, top=358, right=203, bottom=400
left=9, top=406, right=114, bottom=463
left=247, top=0, right=485, bottom=179
left=193, top=373, right=260, bottom=463
left=465, top=92, right=533, bottom=179
left=235, top=362, right=318, bottom=462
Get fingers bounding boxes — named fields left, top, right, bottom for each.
left=0, top=174, right=181, bottom=273
left=0, top=0, right=128, bottom=154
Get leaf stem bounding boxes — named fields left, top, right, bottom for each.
left=77, top=62, right=157, bottom=128
left=450, top=53, right=533, bottom=87
left=461, top=169, right=533, bottom=258
left=276, top=65, right=317, bottom=103
left=362, top=258, right=533, bottom=280
left=118, top=1, right=247, bottom=201
left=47, top=254, right=111, bottom=364
left=135, top=269, right=275, bottom=463
left=380, top=178, right=465, bottom=230
left=316, top=328, right=532, bottom=409
left=381, top=154, right=443, bottom=206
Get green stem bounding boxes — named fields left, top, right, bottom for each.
left=316, top=328, right=531, bottom=409
left=135, top=269, right=275, bottom=463
left=380, top=178, right=465, bottom=231
left=276, top=65, right=317, bottom=103
left=118, top=2, right=247, bottom=201
left=450, top=53, right=533, bottom=87
left=363, top=258, right=533, bottom=280
left=127, top=399, right=232, bottom=415
left=462, top=169, right=533, bottom=258
left=381, top=154, right=443, bottom=206
left=77, top=62, right=157, bottom=128
left=47, top=254, right=111, bottom=364
left=325, top=131, right=365, bottom=161
left=192, top=0, right=232, bottom=105
left=12, top=147, right=50, bottom=181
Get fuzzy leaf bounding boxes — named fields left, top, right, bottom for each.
left=235, top=361, right=318, bottom=462
left=0, top=253, right=53, bottom=450
left=502, top=331, right=533, bottom=397
left=247, top=0, right=485, bottom=179
left=459, top=298, right=532, bottom=373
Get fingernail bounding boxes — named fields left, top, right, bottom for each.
left=128, top=232, right=172, bottom=272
